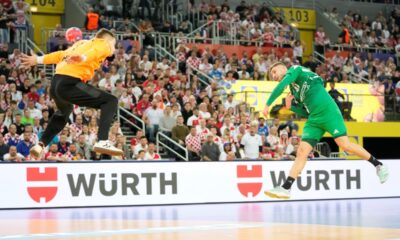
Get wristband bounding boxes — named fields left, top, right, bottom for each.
left=36, top=56, right=44, bottom=64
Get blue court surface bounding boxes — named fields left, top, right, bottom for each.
left=0, top=198, right=399, bottom=240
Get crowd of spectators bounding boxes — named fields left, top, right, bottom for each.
left=313, top=49, right=400, bottom=114
left=316, top=7, right=400, bottom=109
left=137, top=110, right=302, bottom=161
left=0, top=0, right=30, bottom=44
left=1, top=1, right=399, bottom=163
left=0, top=26, right=306, bottom=162
left=82, top=0, right=298, bottom=49
left=184, top=1, right=297, bottom=47
left=313, top=30, right=400, bottom=84
left=175, top=45, right=302, bottom=81
left=113, top=38, right=305, bottom=161
left=324, top=6, right=400, bottom=50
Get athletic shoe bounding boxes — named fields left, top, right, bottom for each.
left=93, top=140, right=124, bottom=156
left=29, top=142, right=44, bottom=160
left=377, top=164, right=389, bottom=184
left=264, top=186, right=291, bottom=199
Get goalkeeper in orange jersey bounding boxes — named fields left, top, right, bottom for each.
left=21, top=28, right=123, bottom=158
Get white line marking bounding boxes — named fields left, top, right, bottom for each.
left=0, top=223, right=267, bottom=239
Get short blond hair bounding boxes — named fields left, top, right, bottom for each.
left=267, top=61, right=285, bottom=80
left=95, top=28, right=115, bottom=39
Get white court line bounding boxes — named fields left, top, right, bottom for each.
left=0, top=223, right=268, bottom=239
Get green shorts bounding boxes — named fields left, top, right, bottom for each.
left=301, top=107, right=347, bottom=147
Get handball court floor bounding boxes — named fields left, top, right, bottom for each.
left=0, top=198, right=399, bottom=240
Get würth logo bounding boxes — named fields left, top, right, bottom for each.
left=236, top=165, right=263, bottom=198
left=236, top=164, right=362, bottom=198
left=26, top=167, right=58, bottom=203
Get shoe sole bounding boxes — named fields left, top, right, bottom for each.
left=380, top=175, right=389, bottom=184
left=378, top=167, right=389, bottom=184
left=264, top=191, right=290, bottom=200
left=93, top=146, right=124, bottom=156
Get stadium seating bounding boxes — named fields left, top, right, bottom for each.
left=0, top=0, right=398, bottom=162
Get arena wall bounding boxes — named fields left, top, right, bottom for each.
left=0, top=160, right=398, bottom=209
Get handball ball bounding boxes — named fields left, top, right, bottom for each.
left=65, top=27, right=83, bottom=43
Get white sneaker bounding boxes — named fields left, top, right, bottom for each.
left=93, top=140, right=124, bottom=156
left=30, top=144, right=44, bottom=160
left=264, top=186, right=291, bottom=199
left=376, top=164, right=389, bottom=184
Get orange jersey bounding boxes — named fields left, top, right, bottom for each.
left=42, top=38, right=112, bottom=82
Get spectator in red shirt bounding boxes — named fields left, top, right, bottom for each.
left=185, top=126, right=201, bottom=161
left=136, top=94, right=151, bottom=117
left=45, top=143, right=64, bottom=161
left=186, top=51, right=201, bottom=70
left=144, top=142, right=161, bottom=160
left=261, top=27, right=275, bottom=47
left=27, top=85, right=39, bottom=102
left=143, top=74, right=159, bottom=89
left=130, top=129, right=143, bottom=148
left=64, top=143, right=79, bottom=161
left=0, top=0, right=13, bottom=12
left=175, top=45, right=187, bottom=63
left=187, top=108, right=199, bottom=127
left=260, top=142, right=276, bottom=160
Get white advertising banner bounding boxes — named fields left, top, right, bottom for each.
left=0, top=160, right=399, bottom=209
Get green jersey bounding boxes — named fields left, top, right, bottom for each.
left=266, top=65, right=335, bottom=117
left=266, top=66, right=347, bottom=145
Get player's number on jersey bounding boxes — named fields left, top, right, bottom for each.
left=31, top=0, right=56, bottom=7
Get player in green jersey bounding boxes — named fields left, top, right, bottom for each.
left=263, top=62, right=389, bottom=199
